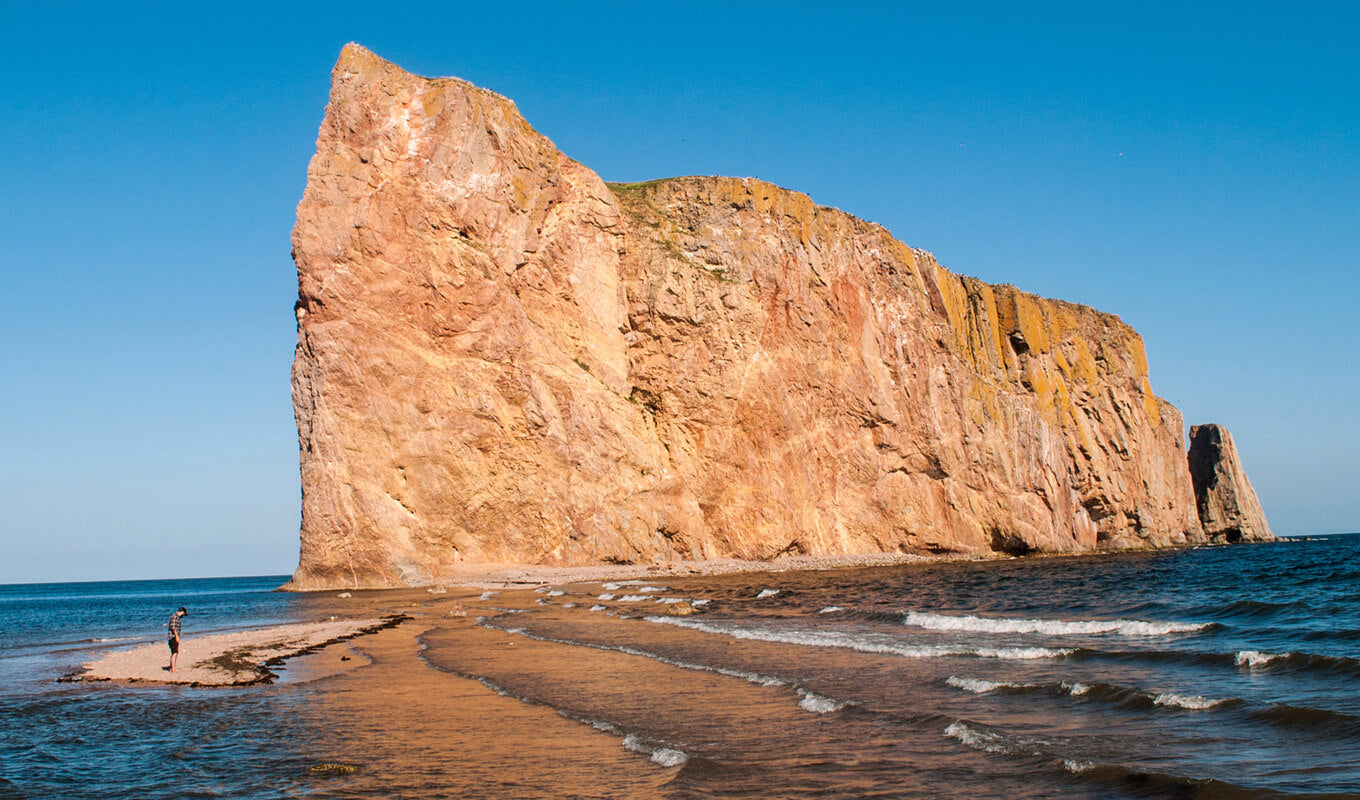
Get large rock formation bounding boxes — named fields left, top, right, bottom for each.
left=288, top=45, right=1222, bottom=589
left=1187, top=424, right=1274, bottom=543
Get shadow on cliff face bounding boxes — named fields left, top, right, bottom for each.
left=988, top=529, right=1035, bottom=557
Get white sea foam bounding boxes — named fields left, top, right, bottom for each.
left=535, top=599, right=549, bottom=605
left=818, top=606, right=844, bottom=614
left=618, top=595, right=650, bottom=602
left=562, top=603, right=577, bottom=609
left=588, top=718, right=622, bottom=735
left=487, top=620, right=789, bottom=689
left=1061, top=681, right=1092, bottom=696
left=944, top=721, right=1018, bottom=755
left=945, top=676, right=1028, bottom=694
left=797, top=690, right=848, bottom=713
left=638, top=586, right=667, bottom=593
left=602, top=583, right=621, bottom=591
left=1236, top=650, right=1287, bottom=667
left=598, top=593, right=616, bottom=600
left=589, top=605, right=607, bottom=612
left=623, top=734, right=688, bottom=766
left=547, top=590, right=565, bottom=597
left=691, top=599, right=710, bottom=606
left=1153, top=692, right=1225, bottom=710
left=654, top=597, right=690, bottom=604
left=567, top=715, right=688, bottom=767
left=756, top=589, right=780, bottom=599
left=1063, top=758, right=1096, bottom=774
left=903, top=610, right=1209, bottom=637
left=649, top=747, right=689, bottom=767
left=644, top=617, right=1073, bottom=660
left=478, top=591, right=498, bottom=600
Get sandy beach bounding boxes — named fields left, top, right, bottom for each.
left=71, top=617, right=403, bottom=686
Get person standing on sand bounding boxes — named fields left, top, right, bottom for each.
left=167, top=607, right=188, bottom=673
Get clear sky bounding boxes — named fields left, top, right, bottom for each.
left=2, top=2, right=1356, bottom=583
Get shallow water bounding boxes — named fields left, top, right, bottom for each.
left=4, top=537, right=1360, bottom=798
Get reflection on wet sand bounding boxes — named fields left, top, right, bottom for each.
left=292, top=586, right=966, bottom=799
left=298, top=606, right=674, bottom=799
left=285, top=545, right=1360, bottom=799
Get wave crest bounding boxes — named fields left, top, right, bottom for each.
left=904, top=610, right=1210, bottom=637
left=646, top=617, right=1073, bottom=660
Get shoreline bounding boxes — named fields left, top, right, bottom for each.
left=64, top=616, right=406, bottom=687
left=50, top=539, right=1287, bottom=690
left=281, top=540, right=1279, bottom=592
left=284, top=551, right=982, bottom=592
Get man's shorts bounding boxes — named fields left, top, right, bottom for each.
left=168, top=637, right=179, bottom=654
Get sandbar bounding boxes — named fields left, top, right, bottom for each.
left=68, top=617, right=403, bottom=686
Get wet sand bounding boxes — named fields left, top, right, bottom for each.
left=297, top=611, right=677, bottom=798
left=73, top=617, right=401, bottom=686
left=271, top=576, right=990, bottom=796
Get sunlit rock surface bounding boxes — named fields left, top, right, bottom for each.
left=288, top=45, right=1226, bottom=589
left=1187, top=424, right=1274, bottom=543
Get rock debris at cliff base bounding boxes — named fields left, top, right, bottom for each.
left=288, top=44, right=1270, bottom=589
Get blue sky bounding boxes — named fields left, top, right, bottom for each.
left=2, top=2, right=1356, bottom=583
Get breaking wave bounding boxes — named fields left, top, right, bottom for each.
left=1235, top=650, right=1286, bottom=667
left=477, top=618, right=863, bottom=714
left=904, top=610, right=1211, bottom=637
left=796, top=689, right=849, bottom=714
left=944, top=720, right=1041, bottom=757
left=645, top=617, right=1073, bottom=660
left=945, top=676, right=1032, bottom=694
left=945, top=676, right=1231, bottom=711
left=1152, top=692, right=1226, bottom=710
left=622, top=733, right=688, bottom=766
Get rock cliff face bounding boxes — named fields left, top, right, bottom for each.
left=289, top=45, right=1219, bottom=589
left=1187, top=424, right=1274, bottom=543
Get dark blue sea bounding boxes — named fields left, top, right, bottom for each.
left=4, top=536, right=1360, bottom=799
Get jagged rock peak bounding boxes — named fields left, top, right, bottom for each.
left=1187, top=424, right=1274, bottom=543
left=286, top=46, right=1224, bottom=589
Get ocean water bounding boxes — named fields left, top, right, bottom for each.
left=0, top=576, right=325, bottom=799
left=4, top=537, right=1360, bottom=799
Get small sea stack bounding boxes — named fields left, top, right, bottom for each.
left=1187, top=424, right=1274, bottom=543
